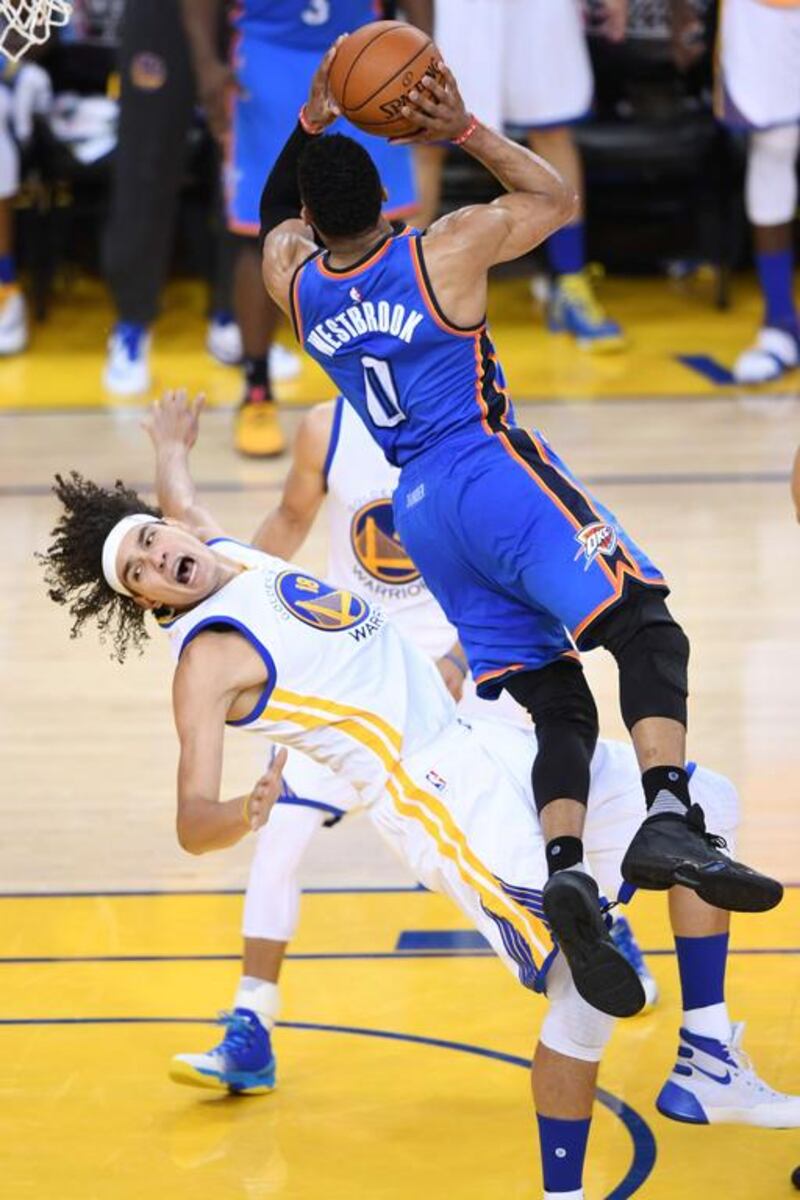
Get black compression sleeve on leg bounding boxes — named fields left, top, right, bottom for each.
left=591, top=584, right=690, bottom=730
left=505, top=661, right=599, bottom=813
left=258, top=121, right=318, bottom=250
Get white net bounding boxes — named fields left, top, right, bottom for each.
left=0, top=0, right=72, bottom=63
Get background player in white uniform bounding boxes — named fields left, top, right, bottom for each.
left=676, top=0, right=800, bottom=382
left=154, top=390, right=660, bottom=1096
left=40, top=433, right=800, bottom=1200
left=415, top=0, right=627, bottom=350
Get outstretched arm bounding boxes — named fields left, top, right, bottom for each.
left=260, top=40, right=343, bottom=314
left=390, top=64, right=577, bottom=327
left=142, top=390, right=224, bottom=542
left=250, top=402, right=333, bottom=557
left=173, top=634, right=288, bottom=854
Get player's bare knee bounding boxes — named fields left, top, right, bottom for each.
left=593, top=588, right=689, bottom=732
left=539, top=953, right=615, bottom=1063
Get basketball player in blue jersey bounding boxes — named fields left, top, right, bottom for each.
left=180, top=0, right=428, bottom=457
left=258, top=46, right=783, bottom=1015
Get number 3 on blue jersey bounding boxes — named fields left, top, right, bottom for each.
left=363, top=356, right=406, bottom=428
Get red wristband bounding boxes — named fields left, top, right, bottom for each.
left=451, top=114, right=479, bottom=147
left=298, top=104, right=325, bottom=136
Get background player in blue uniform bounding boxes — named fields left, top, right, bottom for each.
left=259, top=48, right=783, bottom=1022
left=180, top=0, right=429, bottom=456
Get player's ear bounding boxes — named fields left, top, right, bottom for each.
left=381, top=185, right=388, bottom=203
left=300, top=202, right=313, bottom=229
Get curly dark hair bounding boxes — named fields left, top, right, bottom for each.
left=39, top=472, right=162, bottom=662
left=298, top=133, right=383, bottom=239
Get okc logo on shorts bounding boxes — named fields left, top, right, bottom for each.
left=574, top=521, right=618, bottom=571
left=351, top=499, right=420, bottom=585
left=275, top=571, right=369, bottom=632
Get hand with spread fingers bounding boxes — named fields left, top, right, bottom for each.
left=142, top=389, right=204, bottom=452
left=392, top=62, right=472, bottom=145
left=244, top=748, right=289, bottom=833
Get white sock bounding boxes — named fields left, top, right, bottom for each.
left=234, top=977, right=280, bottom=1031
left=544, top=1190, right=584, bottom=1200
left=683, top=1001, right=732, bottom=1043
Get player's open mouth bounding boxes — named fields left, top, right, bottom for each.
left=174, top=555, right=196, bottom=586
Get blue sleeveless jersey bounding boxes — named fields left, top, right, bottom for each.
left=234, top=1, right=381, bottom=48
left=291, top=229, right=515, bottom=466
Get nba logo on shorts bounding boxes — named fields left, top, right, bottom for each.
left=574, top=521, right=617, bottom=571
left=425, top=769, right=447, bottom=792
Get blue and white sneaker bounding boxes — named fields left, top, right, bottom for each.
left=733, top=327, right=800, bottom=385
left=547, top=270, right=625, bottom=352
left=102, top=322, right=151, bottom=395
left=170, top=1008, right=276, bottom=1095
left=610, top=915, right=658, bottom=1011
left=657, top=1023, right=800, bottom=1127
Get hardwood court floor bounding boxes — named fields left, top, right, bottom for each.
left=1, top=346, right=799, bottom=1195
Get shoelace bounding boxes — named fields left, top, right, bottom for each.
left=213, top=1010, right=256, bottom=1055
left=686, top=803, right=728, bottom=851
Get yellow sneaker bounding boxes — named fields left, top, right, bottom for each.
left=547, top=268, right=626, bottom=353
left=234, top=389, right=286, bottom=458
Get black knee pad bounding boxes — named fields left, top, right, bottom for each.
left=505, top=662, right=599, bottom=811
left=593, top=586, right=690, bottom=730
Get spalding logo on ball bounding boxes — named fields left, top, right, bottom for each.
left=328, top=20, right=443, bottom=138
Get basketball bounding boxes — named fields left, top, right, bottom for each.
left=328, top=20, right=442, bottom=138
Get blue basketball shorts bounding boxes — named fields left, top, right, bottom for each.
left=226, top=34, right=418, bottom=234
left=394, top=426, right=668, bottom=699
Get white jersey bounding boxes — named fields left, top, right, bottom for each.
left=324, top=397, right=456, bottom=659
left=323, top=398, right=529, bottom=728
left=165, top=539, right=454, bottom=810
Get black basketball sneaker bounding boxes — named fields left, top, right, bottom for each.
left=542, top=870, right=645, bottom=1018
left=621, top=804, right=783, bottom=913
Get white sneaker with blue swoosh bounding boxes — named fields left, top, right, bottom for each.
left=657, top=1023, right=800, bottom=1127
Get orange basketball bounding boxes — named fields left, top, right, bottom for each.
left=328, top=20, right=442, bottom=139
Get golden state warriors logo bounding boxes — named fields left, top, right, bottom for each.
left=350, top=499, right=421, bottom=586
left=275, top=571, right=369, bottom=632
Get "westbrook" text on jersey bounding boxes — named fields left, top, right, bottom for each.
left=306, top=300, right=424, bottom=358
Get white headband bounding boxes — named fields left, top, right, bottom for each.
left=102, top=513, right=155, bottom=596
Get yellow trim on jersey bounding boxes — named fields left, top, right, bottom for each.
left=263, top=700, right=397, bottom=770
left=388, top=767, right=549, bottom=964
left=260, top=687, right=549, bottom=965
left=269, top=687, right=403, bottom=756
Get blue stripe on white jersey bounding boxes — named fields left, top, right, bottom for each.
left=292, top=228, right=514, bottom=466
left=233, top=0, right=380, bottom=48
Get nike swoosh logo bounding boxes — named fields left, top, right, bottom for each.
left=693, top=1064, right=732, bottom=1085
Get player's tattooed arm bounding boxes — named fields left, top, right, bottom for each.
left=173, top=632, right=281, bottom=853
left=142, top=390, right=225, bottom=543
left=400, top=64, right=577, bottom=326
left=250, top=402, right=333, bottom=558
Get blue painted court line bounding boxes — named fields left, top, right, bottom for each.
left=396, top=930, right=490, bottom=951
left=0, top=947, right=796, bottom=965
left=677, top=354, right=736, bottom=385
left=1, top=882, right=796, bottom=899
left=0, top=1016, right=656, bottom=1199
left=0, top=884, right=427, bottom=899
left=0, top=469, right=791, bottom=502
